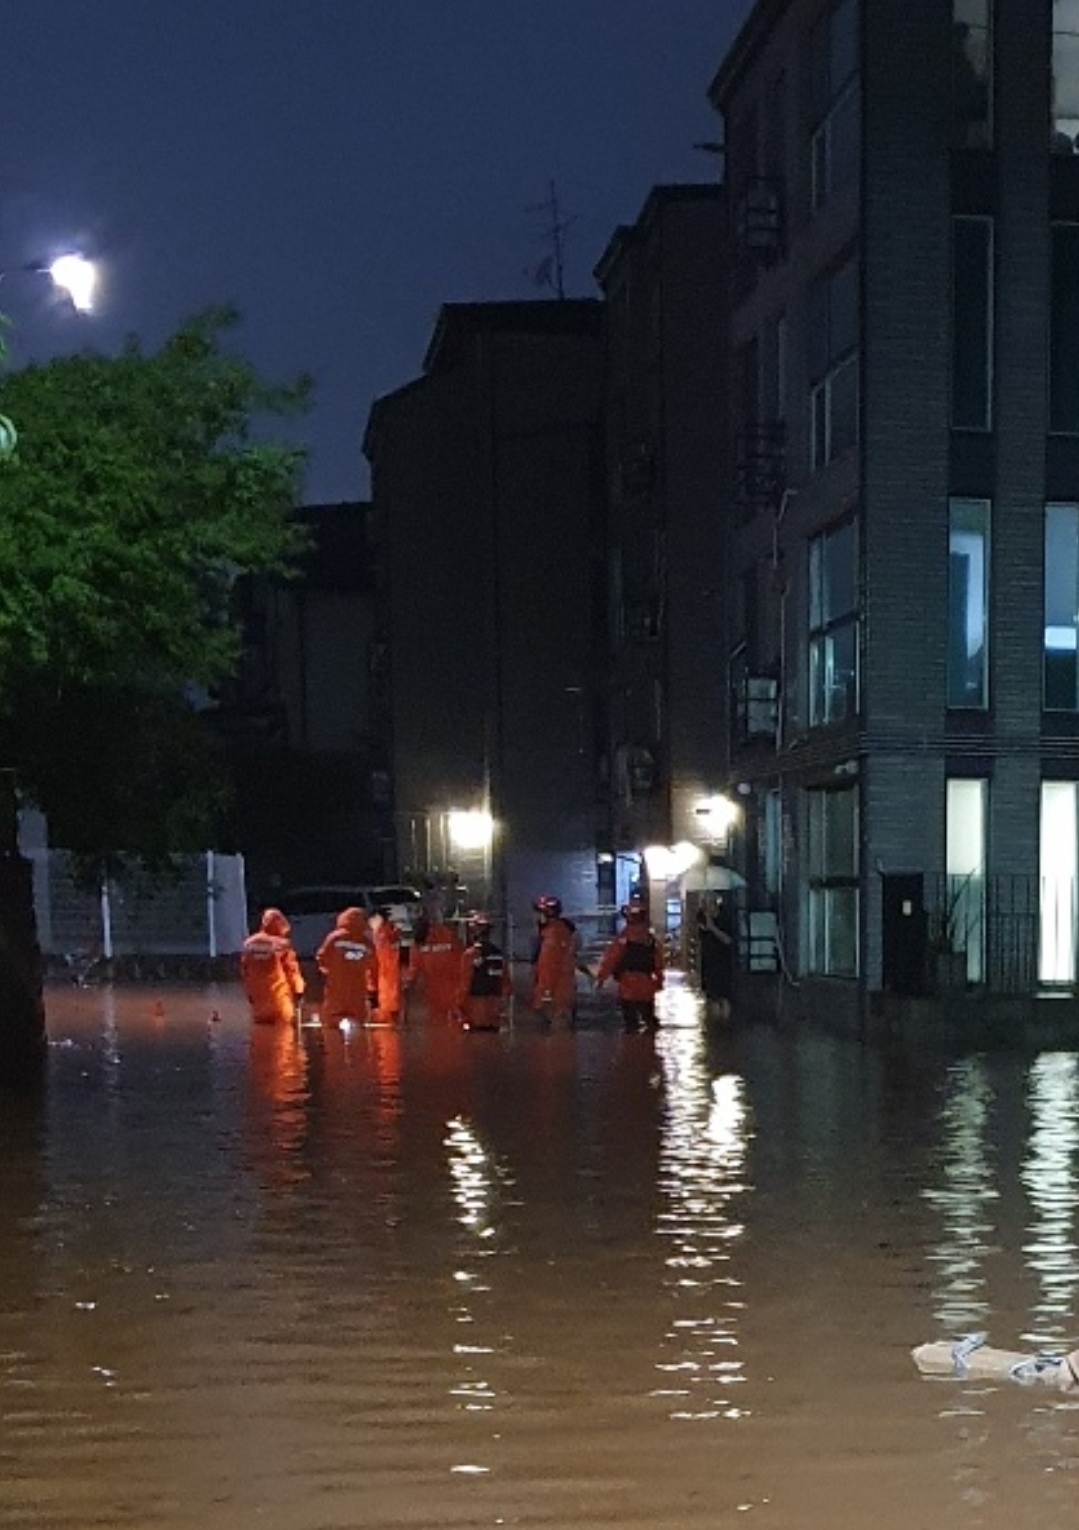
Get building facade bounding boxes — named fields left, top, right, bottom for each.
left=711, top=0, right=1079, bottom=1021
left=363, top=302, right=606, bottom=943
left=594, top=184, right=734, bottom=920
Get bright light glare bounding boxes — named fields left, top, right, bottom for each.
left=695, top=794, right=741, bottom=838
left=49, top=254, right=96, bottom=312
left=643, top=841, right=703, bottom=880
left=447, top=809, right=494, bottom=850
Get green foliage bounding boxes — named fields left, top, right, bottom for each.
left=0, top=306, right=312, bottom=871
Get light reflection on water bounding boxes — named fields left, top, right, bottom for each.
left=652, top=983, right=750, bottom=1422
left=3, top=984, right=1079, bottom=1526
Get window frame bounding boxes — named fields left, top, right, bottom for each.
left=1044, top=501, right=1079, bottom=711
left=805, top=784, right=859, bottom=978
left=808, top=518, right=860, bottom=728
left=947, top=497, right=991, bottom=710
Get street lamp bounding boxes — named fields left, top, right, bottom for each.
left=0, top=253, right=98, bottom=312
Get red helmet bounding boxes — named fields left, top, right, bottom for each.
left=467, top=909, right=492, bottom=933
left=260, top=907, right=290, bottom=937
left=620, top=899, right=648, bottom=923
left=533, top=893, right=562, bottom=917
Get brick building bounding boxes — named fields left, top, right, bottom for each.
left=711, top=0, right=1079, bottom=1021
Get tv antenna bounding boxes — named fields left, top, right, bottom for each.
left=524, top=179, right=576, bottom=299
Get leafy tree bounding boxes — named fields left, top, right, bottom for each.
left=0, top=305, right=311, bottom=875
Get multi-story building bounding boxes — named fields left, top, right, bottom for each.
left=363, top=301, right=606, bottom=941
left=710, top=0, right=1079, bottom=1024
left=593, top=184, right=733, bottom=920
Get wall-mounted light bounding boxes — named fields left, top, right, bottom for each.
left=643, top=841, right=704, bottom=880
left=446, top=809, right=495, bottom=850
left=693, top=794, right=741, bottom=839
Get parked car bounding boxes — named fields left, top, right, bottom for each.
left=277, top=884, right=422, bottom=959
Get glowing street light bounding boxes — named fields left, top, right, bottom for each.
left=446, top=809, right=495, bottom=851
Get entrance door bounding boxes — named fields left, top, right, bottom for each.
left=881, top=873, right=926, bottom=996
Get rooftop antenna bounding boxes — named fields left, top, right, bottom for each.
left=524, top=179, right=576, bottom=299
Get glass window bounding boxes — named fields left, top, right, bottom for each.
left=1040, top=781, right=1078, bottom=983
left=945, top=778, right=986, bottom=983
left=952, top=217, right=994, bottom=430
left=952, top=0, right=992, bottom=149
left=810, top=0, right=860, bottom=212
left=948, top=499, right=990, bottom=709
left=1051, top=224, right=1079, bottom=433
left=1053, top=0, right=1079, bottom=153
left=1045, top=503, right=1079, bottom=709
left=806, top=785, right=859, bottom=977
left=809, top=256, right=859, bottom=471
left=808, top=519, right=859, bottom=726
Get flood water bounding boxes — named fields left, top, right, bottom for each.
left=2, top=976, right=1079, bottom=1529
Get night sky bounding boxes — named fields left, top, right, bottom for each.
left=2, top=1, right=752, bottom=503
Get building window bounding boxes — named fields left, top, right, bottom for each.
left=806, top=785, right=858, bottom=977
left=810, top=0, right=860, bottom=212
left=952, top=0, right=992, bottom=149
left=1040, top=781, right=1078, bottom=983
left=945, top=778, right=986, bottom=984
left=1053, top=0, right=1079, bottom=154
left=948, top=499, right=990, bottom=709
left=808, top=519, right=858, bottom=727
left=1045, top=503, right=1079, bottom=709
left=1051, top=224, right=1079, bottom=433
left=951, top=217, right=994, bottom=430
left=809, top=255, right=859, bottom=470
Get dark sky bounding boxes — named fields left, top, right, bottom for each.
left=2, top=1, right=752, bottom=503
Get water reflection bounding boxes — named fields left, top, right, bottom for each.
left=921, top=1055, right=998, bottom=1333
left=1021, top=1051, right=1079, bottom=1342
left=445, top=1115, right=512, bottom=1441
left=652, top=984, right=751, bottom=1422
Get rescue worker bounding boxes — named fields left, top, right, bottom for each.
left=369, top=907, right=403, bottom=1024
left=315, top=906, right=375, bottom=1028
left=240, top=907, right=305, bottom=1026
left=595, top=899, right=664, bottom=1031
left=408, top=914, right=464, bottom=1023
left=531, top=893, right=581, bottom=1027
left=457, top=911, right=511, bottom=1031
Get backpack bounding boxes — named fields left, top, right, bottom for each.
left=614, top=934, right=656, bottom=978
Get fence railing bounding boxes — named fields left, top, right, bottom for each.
left=25, top=850, right=248, bottom=966
left=925, top=873, right=1071, bottom=996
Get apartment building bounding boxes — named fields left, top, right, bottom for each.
left=363, top=301, right=606, bottom=938
left=593, top=184, right=732, bottom=915
left=710, top=0, right=1079, bottom=1022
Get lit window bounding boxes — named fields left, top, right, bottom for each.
left=808, top=519, right=858, bottom=727
left=1040, top=782, right=1078, bottom=983
left=947, top=499, right=990, bottom=709
left=806, top=785, right=858, bottom=977
left=944, top=778, right=986, bottom=984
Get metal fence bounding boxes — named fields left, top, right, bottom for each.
left=925, top=874, right=1059, bottom=996
left=25, top=850, right=248, bottom=969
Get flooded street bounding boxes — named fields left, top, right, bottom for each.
left=3, top=979, right=1079, bottom=1529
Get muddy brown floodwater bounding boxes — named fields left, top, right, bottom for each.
left=1, top=975, right=1079, bottom=1529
